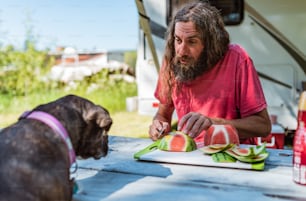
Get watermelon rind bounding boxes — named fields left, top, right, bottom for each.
left=158, top=135, right=172, bottom=151
left=185, top=134, right=197, bottom=152
left=254, top=143, right=266, bottom=155
left=212, top=152, right=237, bottom=163
left=251, top=161, right=265, bottom=171
left=185, top=137, right=197, bottom=152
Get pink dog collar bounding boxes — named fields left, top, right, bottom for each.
left=21, top=111, right=76, bottom=165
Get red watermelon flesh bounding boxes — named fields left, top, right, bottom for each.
left=158, top=131, right=197, bottom=152
left=204, top=125, right=239, bottom=146
left=232, top=147, right=251, bottom=157
left=170, top=134, right=186, bottom=151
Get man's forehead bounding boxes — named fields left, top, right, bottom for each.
left=174, top=21, right=200, bottom=38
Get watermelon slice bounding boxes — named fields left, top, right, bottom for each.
left=225, top=144, right=269, bottom=163
left=200, top=143, right=234, bottom=155
left=200, top=146, right=223, bottom=154
left=225, top=149, right=269, bottom=163
left=201, top=142, right=269, bottom=163
left=231, top=147, right=254, bottom=157
left=205, top=124, right=239, bottom=146
left=231, top=144, right=267, bottom=158
left=158, top=131, right=197, bottom=152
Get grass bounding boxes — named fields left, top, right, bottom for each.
left=0, top=110, right=152, bottom=139
left=107, top=111, right=153, bottom=138
left=0, top=86, right=152, bottom=139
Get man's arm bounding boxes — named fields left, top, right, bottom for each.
left=211, top=109, right=271, bottom=140
left=150, top=104, right=271, bottom=141
left=148, top=103, right=175, bottom=140
left=178, top=109, right=271, bottom=140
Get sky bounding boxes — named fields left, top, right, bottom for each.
left=0, top=0, right=139, bottom=52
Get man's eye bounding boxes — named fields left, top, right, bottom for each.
left=188, top=40, right=197, bottom=45
left=175, top=37, right=181, bottom=43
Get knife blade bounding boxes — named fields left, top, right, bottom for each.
left=157, top=127, right=165, bottom=138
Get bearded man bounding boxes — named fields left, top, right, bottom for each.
left=148, top=2, right=271, bottom=147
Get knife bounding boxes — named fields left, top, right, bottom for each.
left=157, top=127, right=166, bottom=138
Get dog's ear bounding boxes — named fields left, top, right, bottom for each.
left=83, top=104, right=113, bottom=131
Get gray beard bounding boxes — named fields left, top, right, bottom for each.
left=173, top=55, right=207, bottom=82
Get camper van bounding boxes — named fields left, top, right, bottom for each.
left=135, top=0, right=306, bottom=137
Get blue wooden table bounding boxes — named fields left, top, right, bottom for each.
left=73, top=136, right=306, bottom=201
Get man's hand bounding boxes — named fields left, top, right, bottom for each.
left=149, top=120, right=170, bottom=141
left=178, top=112, right=212, bottom=138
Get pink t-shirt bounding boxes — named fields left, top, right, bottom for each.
left=154, top=44, right=267, bottom=145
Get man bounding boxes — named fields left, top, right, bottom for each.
left=148, top=2, right=271, bottom=147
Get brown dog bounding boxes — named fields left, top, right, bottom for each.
left=0, top=94, right=112, bottom=201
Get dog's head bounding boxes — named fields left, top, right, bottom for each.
left=42, top=95, right=113, bottom=160
left=77, top=103, right=112, bottom=159
left=75, top=96, right=113, bottom=159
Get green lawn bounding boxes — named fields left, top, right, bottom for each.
left=0, top=110, right=152, bottom=139
left=0, top=89, right=152, bottom=139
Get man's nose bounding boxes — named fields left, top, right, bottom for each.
left=176, top=42, right=189, bottom=56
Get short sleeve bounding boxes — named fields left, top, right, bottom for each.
left=235, top=48, right=267, bottom=117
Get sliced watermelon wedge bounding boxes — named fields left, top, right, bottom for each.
left=231, top=144, right=267, bottom=158
left=158, top=131, right=197, bottom=152
left=225, top=149, right=269, bottom=163
left=231, top=147, right=255, bottom=157
left=201, top=143, right=269, bottom=163
left=200, top=146, right=224, bottom=154
left=200, top=143, right=234, bottom=155
left=205, top=124, right=240, bottom=146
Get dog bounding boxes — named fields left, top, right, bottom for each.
left=0, top=94, right=112, bottom=201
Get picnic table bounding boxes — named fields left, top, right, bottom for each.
left=73, top=136, right=306, bottom=201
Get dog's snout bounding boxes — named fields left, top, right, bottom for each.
left=92, top=144, right=108, bottom=159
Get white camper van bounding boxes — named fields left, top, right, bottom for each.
left=135, top=0, right=306, bottom=137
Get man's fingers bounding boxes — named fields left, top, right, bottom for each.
left=179, top=112, right=213, bottom=138
left=177, top=113, right=191, bottom=130
left=149, top=120, right=170, bottom=140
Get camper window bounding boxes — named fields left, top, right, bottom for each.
left=167, top=0, right=244, bottom=26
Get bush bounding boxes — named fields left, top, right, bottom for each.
left=0, top=45, right=137, bottom=114
left=0, top=44, right=55, bottom=96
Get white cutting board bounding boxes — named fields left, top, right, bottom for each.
left=135, top=149, right=265, bottom=170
